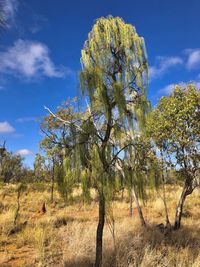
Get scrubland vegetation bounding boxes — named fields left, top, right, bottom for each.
left=0, top=184, right=200, bottom=267
left=0, top=6, right=200, bottom=267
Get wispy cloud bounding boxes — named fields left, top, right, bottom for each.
left=0, top=39, right=67, bottom=79
left=0, top=121, right=15, bottom=133
left=15, top=149, right=32, bottom=156
left=16, top=116, right=38, bottom=123
left=149, top=56, right=183, bottom=80
left=30, top=14, right=49, bottom=34
left=159, top=81, right=200, bottom=96
left=150, top=49, right=200, bottom=81
left=185, top=49, right=200, bottom=70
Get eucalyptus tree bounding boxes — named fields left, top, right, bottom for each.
left=41, top=100, right=80, bottom=156
left=41, top=100, right=86, bottom=202
left=0, top=147, right=24, bottom=183
left=80, top=16, right=148, bottom=266
left=148, top=84, right=200, bottom=230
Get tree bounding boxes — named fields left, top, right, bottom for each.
left=0, top=144, right=25, bottom=183
left=41, top=100, right=83, bottom=202
left=115, top=132, right=161, bottom=227
left=148, top=84, right=200, bottom=230
left=120, top=142, right=148, bottom=224
left=80, top=16, right=148, bottom=266
left=33, top=153, right=46, bottom=181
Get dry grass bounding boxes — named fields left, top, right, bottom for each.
left=0, top=184, right=199, bottom=266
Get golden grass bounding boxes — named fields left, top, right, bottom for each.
left=0, top=184, right=199, bottom=266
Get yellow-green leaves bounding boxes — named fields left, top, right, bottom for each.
left=147, top=83, right=200, bottom=179
left=148, top=84, right=200, bottom=148
left=80, top=16, right=148, bottom=119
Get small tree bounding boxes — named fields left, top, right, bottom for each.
left=13, top=183, right=27, bottom=225
left=41, top=101, right=83, bottom=203
left=148, top=84, right=200, bottom=229
left=116, top=136, right=160, bottom=227
left=34, top=153, right=47, bottom=182
left=0, top=146, right=25, bottom=183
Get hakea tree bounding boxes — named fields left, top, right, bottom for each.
left=79, top=16, right=149, bottom=267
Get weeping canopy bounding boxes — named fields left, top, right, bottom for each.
left=80, top=16, right=149, bottom=122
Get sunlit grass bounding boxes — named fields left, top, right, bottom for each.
left=0, top=183, right=199, bottom=266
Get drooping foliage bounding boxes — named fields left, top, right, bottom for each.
left=80, top=16, right=149, bottom=124
left=79, top=17, right=150, bottom=266
left=121, top=137, right=161, bottom=200
left=55, top=156, right=77, bottom=202
left=79, top=16, right=149, bottom=173
left=40, top=100, right=84, bottom=200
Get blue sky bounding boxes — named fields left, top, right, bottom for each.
left=0, top=0, right=200, bottom=167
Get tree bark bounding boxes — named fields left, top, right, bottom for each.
left=121, top=187, right=124, bottom=201
left=129, top=189, right=133, bottom=217
left=174, top=184, right=187, bottom=230
left=162, top=182, right=171, bottom=227
left=132, top=186, right=146, bottom=227
left=160, top=168, right=171, bottom=228
left=160, top=150, right=171, bottom=227
left=95, top=193, right=105, bottom=267
left=51, top=159, right=55, bottom=203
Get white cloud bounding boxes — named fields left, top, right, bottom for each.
left=159, top=84, right=176, bottom=96
left=186, top=49, right=200, bottom=70
left=30, top=14, right=49, bottom=34
left=16, top=149, right=32, bottom=156
left=159, top=81, right=200, bottom=96
left=0, top=39, right=66, bottom=79
left=149, top=56, right=183, bottom=80
left=16, top=117, right=37, bottom=123
left=0, top=121, right=15, bottom=133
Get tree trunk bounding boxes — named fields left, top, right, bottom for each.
left=14, top=191, right=20, bottom=225
left=132, top=186, right=146, bottom=227
left=174, top=185, right=187, bottom=230
left=162, top=181, right=171, bottom=227
left=95, top=193, right=105, bottom=267
left=121, top=187, right=124, bottom=201
left=160, top=150, right=171, bottom=227
left=51, top=159, right=55, bottom=203
left=129, top=189, right=133, bottom=217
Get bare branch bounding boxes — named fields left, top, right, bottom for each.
left=44, top=106, right=84, bottom=133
